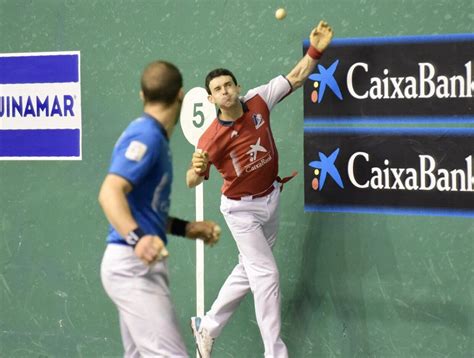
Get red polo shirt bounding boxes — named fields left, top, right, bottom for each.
left=197, top=75, right=292, bottom=198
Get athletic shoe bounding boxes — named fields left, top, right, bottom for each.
left=191, top=316, right=214, bottom=358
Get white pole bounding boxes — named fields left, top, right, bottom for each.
left=196, top=181, right=204, bottom=318
left=195, top=162, right=205, bottom=358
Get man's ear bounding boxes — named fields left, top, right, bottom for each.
left=178, top=88, right=185, bottom=101
left=139, top=90, right=145, bottom=102
left=207, top=94, right=215, bottom=105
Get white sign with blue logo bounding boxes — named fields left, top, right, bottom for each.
left=0, top=51, right=81, bottom=160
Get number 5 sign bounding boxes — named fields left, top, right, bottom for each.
left=180, top=87, right=216, bottom=147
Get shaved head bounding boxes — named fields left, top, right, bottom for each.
left=141, top=61, right=183, bottom=106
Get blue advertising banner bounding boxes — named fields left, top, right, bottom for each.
left=0, top=51, right=81, bottom=160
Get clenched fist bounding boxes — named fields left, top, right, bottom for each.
left=309, top=20, right=333, bottom=53
left=191, top=150, right=209, bottom=175
left=186, top=220, right=221, bottom=247
left=135, top=235, right=169, bottom=264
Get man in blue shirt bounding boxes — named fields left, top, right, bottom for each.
left=99, top=60, right=220, bottom=357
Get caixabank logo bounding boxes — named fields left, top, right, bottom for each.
left=304, top=128, right=474, bottom=217
left=308, top=60, right=343, bottom=104
left=303, top=34, right=473, bottom=120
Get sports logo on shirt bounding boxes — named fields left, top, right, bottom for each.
left=125, top=140, right=148, bottom=162
left=252, top=113, right=265, bottom=129
left=247, top=137, right=267, bottom=162
left=231, top=130, right=239, bottom=139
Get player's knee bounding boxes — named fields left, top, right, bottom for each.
left=257, top=266, right=280, bottom=283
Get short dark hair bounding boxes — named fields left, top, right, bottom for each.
left=205, top=68, right=238, bottom=94
left=141, top=61, right=183, bottom=106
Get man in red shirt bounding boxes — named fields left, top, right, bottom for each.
left=186, top=21, right=333, bottom=358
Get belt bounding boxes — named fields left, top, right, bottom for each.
left=226, top=171, right=298, bottom=201
left=226, top=183, right=276, bottom=201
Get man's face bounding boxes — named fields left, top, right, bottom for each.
left=208, top=75, right=241, bottom=109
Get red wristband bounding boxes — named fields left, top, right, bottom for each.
left=307, top=46, right=323, bottom=60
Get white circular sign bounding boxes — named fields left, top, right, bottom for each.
left=180, top=87, right=216, bottom=146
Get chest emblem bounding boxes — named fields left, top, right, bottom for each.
left=247, top=137, right=267, bottom=162
left=252, top=113, right=265, bottom=129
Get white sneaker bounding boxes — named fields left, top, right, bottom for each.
left=191, top=316, right=214, bottom=358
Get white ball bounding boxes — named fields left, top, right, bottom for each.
left=275, top=8, right=287, bottom=20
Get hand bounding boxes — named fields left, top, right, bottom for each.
left=186, top=221, right=221, bottom=247
left=309, top=20, right=333, bottom=53
left=134, top=235, right=169, bottom=264
left=191, top=150, right=209, bottom=175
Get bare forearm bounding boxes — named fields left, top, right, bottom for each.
left=186, top=168, right=204, bottom=188
left=287, top=20, right=333, bottom=90
left=167, top=216, right=221, bottom=246
left=286, top=54, right=318, bottom=90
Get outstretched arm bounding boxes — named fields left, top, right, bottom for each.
left=167, top=217, right=221, bottom=247
left=286, top=20, right=334, bottom=90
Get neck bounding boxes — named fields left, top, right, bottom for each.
left=143, top=101, right=179, bottom=138
left=219, top=101, right=244, bottom=121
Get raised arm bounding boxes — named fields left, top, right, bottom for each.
left=286, top=20, right=333, bottom=90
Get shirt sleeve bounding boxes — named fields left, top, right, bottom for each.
left=109, top=129, right=160, bottom=186
left=244, top=75, right=292, bottom=111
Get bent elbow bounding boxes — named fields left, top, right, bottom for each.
left=186, top=178, right=197, bottom=189
left=98, top=189, right=106, bottom=208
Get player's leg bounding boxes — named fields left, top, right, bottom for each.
left=234, top=222, right=287, bottom=357
left=224, top=193, right=288, bottom=358
left=119, top=312, right=140, bottom=358
left=101, top=245, right=189, bottom=357
left=259, top=188, right=288, bottom=358
left=200, top=253, right=251, bottom=337
left=117, top=283, right=188, bottom=357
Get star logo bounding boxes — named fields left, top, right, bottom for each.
left=308, top=59, right=343, bottom=104
left=308, top=148, right=344, bottom=191
left=246, top=137, right=267, bottom=162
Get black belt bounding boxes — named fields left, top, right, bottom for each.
left=226, top=171, right=298, bottom=201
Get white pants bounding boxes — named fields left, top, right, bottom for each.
left=201, top=186, right=288, bottom=358
left=101, top=244, right=188, bottom=358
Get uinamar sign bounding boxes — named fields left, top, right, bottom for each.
left=0, top=51, right=81, bottom=160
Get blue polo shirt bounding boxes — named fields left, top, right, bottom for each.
left=106, top=113, right=172, bottom=245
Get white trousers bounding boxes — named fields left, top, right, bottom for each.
left=101, top=244, right=188, bottom=358
left=201, top=186, right=288, bottom=358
